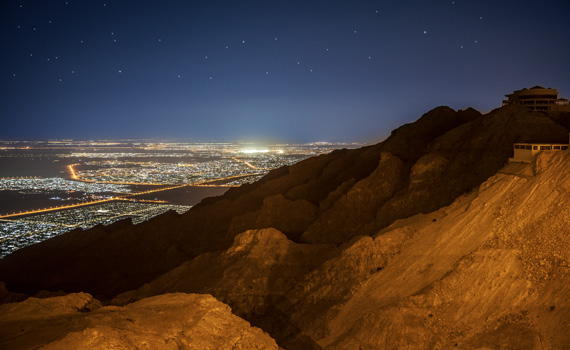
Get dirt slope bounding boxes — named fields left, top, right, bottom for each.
left=317, top=151, right=570, bottom=349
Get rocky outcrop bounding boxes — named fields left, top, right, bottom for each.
left=372, top=105, right=567, bottom=232
left=228, top=195, right=319, bottom=240
left=113, top=228, right=333, bottom=350
left=0, top=293, right=278, bottom=350
left=301, top=151, right=406, bottom=244
left=305, top=104, right=568, bottom=244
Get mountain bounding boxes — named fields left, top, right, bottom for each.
left=1, top=104, right=569, bottom=349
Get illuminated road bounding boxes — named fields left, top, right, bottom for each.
left=67, top=164, right=79, bottom=180
left=232, top=157, right=269, bottom=170
left=68, top=163, right=257, bottom=188
left=0, top=179, right=241, bottom=219
left=0, top=165, right=261, bottom=219
left=68, top=164, right=165, bottom=186
left=0, top=198, right=117, bottom=219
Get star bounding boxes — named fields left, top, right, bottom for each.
left=209, top=76, right=213, bottom=80
left=265, top=71, right=269, bottom=75
left=423, top=30, right=427, bottom=34
left=242, top=40, right=246, bottom=44
left=118, top=70, right=122, bottom=73
left=71, top=70, right=75, bottom=74
left=177, top=75, right=181, bottom=78
left=274, top=37, right=278, bottom=41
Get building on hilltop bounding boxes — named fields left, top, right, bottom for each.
left=503, top=86, right=570, bottom=112
left=510, top=142, right=569, bottom=163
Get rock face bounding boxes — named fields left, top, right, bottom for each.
left=112, top=228, right=334, bottom=350
left=1, top=104, right=570, bottom=349
left=0, top=292, right=278, bottom=350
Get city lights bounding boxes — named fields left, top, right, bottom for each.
left=0, top=140, right=359, bottom=258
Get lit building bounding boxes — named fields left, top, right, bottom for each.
left=503, top=86, right=570, bottom=112
left=510, top=143, right=569, bottom=163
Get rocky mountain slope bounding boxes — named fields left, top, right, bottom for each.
left=1, top=104, right=569, bottom=349
left=108, top=149, right=570, bottom=349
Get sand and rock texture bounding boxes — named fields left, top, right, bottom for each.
left=1, top=104, right=570, bottom=349
left=0, top=292, right=278, bottom=350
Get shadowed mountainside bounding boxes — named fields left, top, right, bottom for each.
left=0, top=105, right=480, bottom=298
left=1, top=104, right=570, bottom=349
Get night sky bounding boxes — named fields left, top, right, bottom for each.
left=1, top=1, right=569, bottom=143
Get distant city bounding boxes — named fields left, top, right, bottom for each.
left=0, top=140, right=359, bottom=257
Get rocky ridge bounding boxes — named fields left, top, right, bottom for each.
left=1, top=104, right=570, bottom=349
